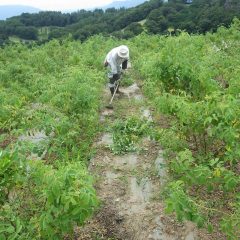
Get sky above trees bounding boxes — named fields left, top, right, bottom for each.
left=0, top=0, right=115, bottom=10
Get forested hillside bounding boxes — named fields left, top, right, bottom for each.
left=0, top=0, right=240, bottom=45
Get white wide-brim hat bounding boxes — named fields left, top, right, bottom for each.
left=117, top=45, right=129, bottom=59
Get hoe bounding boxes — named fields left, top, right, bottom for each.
left=106, top=81, right=120, bottom=109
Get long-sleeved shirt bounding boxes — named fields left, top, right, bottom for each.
left=105, top=46, right=129, bottom=78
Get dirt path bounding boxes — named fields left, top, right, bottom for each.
left=75, top=81, right=211, bottom=240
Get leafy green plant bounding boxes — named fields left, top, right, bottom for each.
left=0, top=151, right=24, bottom=204
left=120, top=71, right=134, bottom=87
left=31, top=162, right=98, bottom=239
left=131, top=21, right=240, bottom=238
left=111, top=117, right=150, bottom=154
left=0, top=37, right=114, bottom=239
left=0, top=160, right=98, bottom=240
left=221, top=200, right=240, bottom=240
left=165, top=181, right=206, bottom=227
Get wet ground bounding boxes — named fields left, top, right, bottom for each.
left=73, top=83, right=214, bottom=240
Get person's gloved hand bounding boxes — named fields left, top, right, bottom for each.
left=122, top=60, right=128, bottom=70
left=113, top=73, right=120, bottom=81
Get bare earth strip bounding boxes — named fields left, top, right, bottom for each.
left=75, top=81, right=215, bottom=240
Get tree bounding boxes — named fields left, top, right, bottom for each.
left=15, top=26, right=38, bottom=40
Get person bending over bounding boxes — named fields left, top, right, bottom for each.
left=104, top=45, right=129, bottom=95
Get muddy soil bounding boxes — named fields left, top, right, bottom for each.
left=75, top=83, right=215, bottom=240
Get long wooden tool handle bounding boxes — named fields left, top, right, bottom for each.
left=109, top=82, right=120, bottom=105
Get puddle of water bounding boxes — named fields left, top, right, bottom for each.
left=26, top=103, right=45, bottom=115
left=30, top=103, right=44, bottom=110
left=134, top=94, right=144, bottom=101
left=155, top=150, right=167, bottom=185
left=122, top=83, right=140, bottom=95
left=100, top=115, right=105, bottom=122
left=18, top=130, right=54, bottom=160
left=102, top=109, right=113, bottom=116
left=19, top=130, right=48, bottom=144
left=140, top=178, right=152, bottom=202
left=149, top=230, right=167, bottom=240
left=130, top=177, right=152, bottom=203
left=115, top=154, right=138, bottom=169
left=124, top=177, right=146, bottom=215
left=98, top=133, right=113, bottom=146
left=124, top=177, right=153, bottom=215
left=149, top=231, right=177, bottom=240
left=148, top=216, right=173, bottom=240
left=100, top=109, right=114, bottom=122
left=28, top=151, right=47, bottom=161
left=149, top=209, right=197, bottom=240
left=185, top=232, right=195, bottom=240
left=141, top=108, right=153, bottom=122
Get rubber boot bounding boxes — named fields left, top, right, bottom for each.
left=110, top=87, right=115, bottom=96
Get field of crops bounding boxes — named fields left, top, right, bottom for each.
left=0, top=19, right=240, bottom=239
left=0, top=36, right=122, bottom=239
left=132, top=18, right=240, bottom=239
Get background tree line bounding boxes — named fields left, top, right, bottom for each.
left=0, top=0, right=239, bottom=44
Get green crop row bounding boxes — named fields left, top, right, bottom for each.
left=130, top=19, right=240, bottom=239
left=0, top=36, right=121, bottom=239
